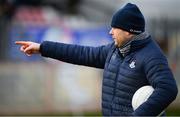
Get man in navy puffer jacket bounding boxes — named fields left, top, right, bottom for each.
left=15, top=3, right=178, bottom=116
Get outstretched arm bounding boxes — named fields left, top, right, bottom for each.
left=16, top=41, right=113, bottom=68
left=39, top=41, right=113, bottom=68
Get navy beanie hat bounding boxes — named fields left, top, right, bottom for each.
left=111, top=3, right=145, bottom=34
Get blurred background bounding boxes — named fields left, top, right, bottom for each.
left=0, top=0, right=180, bottom=116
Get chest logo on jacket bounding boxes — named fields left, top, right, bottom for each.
left=129, top=60, right=136, bottom=68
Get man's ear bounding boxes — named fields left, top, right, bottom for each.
left=127, top=32, right=135, bottom=38
left=125, top=31, right=130, bottom=35
left=125, top=31, right=132, bottom=37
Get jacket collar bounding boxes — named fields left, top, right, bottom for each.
left=119, top=32, right=150, bottom=57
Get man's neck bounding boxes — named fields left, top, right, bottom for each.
left=119, top=32, right=149, bottom=57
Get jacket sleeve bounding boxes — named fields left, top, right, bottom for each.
left=132, top=56, right=178, bottom=116
left=40, top=41, right=114, bottom=68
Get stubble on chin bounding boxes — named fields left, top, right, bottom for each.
left=114, top=42, right=120, bottom=48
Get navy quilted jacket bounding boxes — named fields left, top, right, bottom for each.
left=40, top=36, right=178, bottom=116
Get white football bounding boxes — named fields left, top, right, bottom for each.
left=132, top=85, right=154, bottom=110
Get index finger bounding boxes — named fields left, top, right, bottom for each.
left=15, top=41, right=30, bottom=46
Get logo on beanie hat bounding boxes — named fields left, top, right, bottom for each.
left=130, top=29, right=142, bottom=33
left=111, top=3, right=145, bottom=34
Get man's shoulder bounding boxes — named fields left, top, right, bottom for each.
left=140, top=39, right=165, bottom=57
left=134, top=39, right=168, bottom=66
left=103, top=42, right=116, bottom=53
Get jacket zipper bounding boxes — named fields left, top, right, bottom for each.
left=110, top=50, right=123, bottom=114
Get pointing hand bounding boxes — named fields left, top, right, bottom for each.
left=15, top=41, right=40, bottom=56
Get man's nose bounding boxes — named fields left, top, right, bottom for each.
left=109, top=29, right=113, bottom=35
